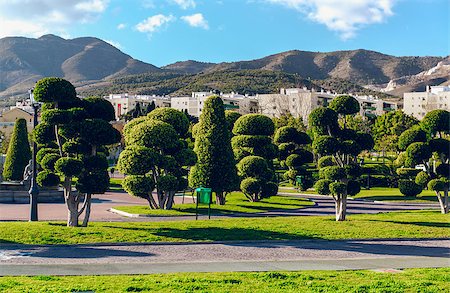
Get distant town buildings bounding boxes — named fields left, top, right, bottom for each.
left=105, top=94, right=171, bottom=119
left=403, top=86, right=450, bottom=119
left=103, top=88, right=400, bottom=122
left=0, top=107, right=33, bottom=138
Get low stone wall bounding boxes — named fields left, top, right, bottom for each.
left=0, top=189, right=64, bottom=203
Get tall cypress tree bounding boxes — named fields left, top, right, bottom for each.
left=3, top=118, right=31, bottom=181
left=189, top=96, right=239, bottom=205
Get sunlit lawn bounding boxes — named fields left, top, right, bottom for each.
left=0, top=211, right=447, bottom=245
left=1, top=268, right=448, bottom=292
left=115, top=192, right=313, bottom=216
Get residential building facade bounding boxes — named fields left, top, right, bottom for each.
left=403, top=86, right=450, bottom=119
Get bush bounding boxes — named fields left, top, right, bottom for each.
left=55, top=157, right=83, bottom=177
left=322, top=166, right=346, bottom=181
left=405, top=142, right=431, bottom=165
left=297, top=176, right=314, bottom=191
left=148, top=108, right=189, bottom=137
left=345, top=164, right=362, bottom=179
left=421, top=109, right=450, bottom=135
left=328, top=95, right=360, bottom=115
left=314, top=179, right=331, bottom=195
left=261, top=181, right=278, bottom=198
left=347, top=180, right=361, bottom=196
left=415, top=171, right=430, bottom=187
left=427, top=179, right=446, bottom=192
left=157, top=175, right=178, bottom=191
left=241, top=177, right=261, bottom=196
left=312, top=135, right=340, bottom=155
left=82, top=97, right=116, bottom=122
left=330, top=182, right=347, bottom=195
left=36, top=148, right=59, bottom=165
left=36, top=170, right=60, bottom=187
left=237, top=156, right=270, bottom=179
left=308, top=107, right=338, bottom=135
left=122, top=175, right=155, bottom=198
left=398, top=179, right=422, bottom=197
left=232, top=135, right=272, bottom=149
left=41, top=153, right=60, bottom=170
left=33, top=77, right=77, bottom=103
left=436, top=163, right=450, bottom=178
left=317, top=156, right=334, bottom=168
left=233, top=114, right=275, bottom=136
left=126, top=120, right=178, bottom=150
left=396, top=168, right=421, bottom=179
left=2, top=118, right=32, bottom=181
left=76, top=170, right=110, bottom=194
left=397, top=128, right=427, bottom=150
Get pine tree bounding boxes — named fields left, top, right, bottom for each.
left=3, top=118, right=31, bottom=181
left=189, top=96, right=239, bottom=205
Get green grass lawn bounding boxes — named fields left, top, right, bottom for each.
left=1, top=268, right=448, bottom=292
left=279, top=186, right=438, bottom=203
left=109, top=177, right=124, bottom=192
left=353, top=187, right=437, bottom=203
left=0, top=211, right=447, bottom=245
left=114, top=192, right=314, bottom=216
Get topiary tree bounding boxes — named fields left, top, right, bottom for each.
left=398, top=110, right=450, bottom=213
left=118, top=108, right=196, bottom=210
left=33, top=77, right=121, bottom=227
left=274, top=126, right=313, bottom=190
left=225, top=110, right=242, bottom=133
left=310, top=96, right=373, bottom=221
left=232, top=114, right=278, bottom=201
left=189, top=96, right=239, bottom=205
left=237, top=156, right=277, bottom=201
left=3, top=118, right=31, bottom=181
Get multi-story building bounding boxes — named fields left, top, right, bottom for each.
left=105, top=94, right=171, bottom=119
left=171, top=92, right=259, bottom=117
left=257, top=88, right=398, bottom=122
left=403, top=86, right=450, bottom=119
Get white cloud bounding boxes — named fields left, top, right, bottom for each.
left=266, top=0, right=395, bottom=39
left=181, top=13, right=209, bottom=29
left=170, top=0, right=196, bottom=10
left=0, top=0, right=109, bottom=38
left=135, top=14, right=176, bottom=34
left=105, top=39, right=123, bottom=49
left=117, top=23, right=127, bottom=30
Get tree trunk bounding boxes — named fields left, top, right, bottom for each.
left=335, top=195, right=347, bottom=221
left=66, top=194, right=79, bottom=227
left=81, top=194, right=92, bottom=227
left=436, top=189, right=449, bottom=214
left=146, top=194, right=158, bottom=209
left=157, top=189, right=164, bottom=209
left=165, top=191, right=175, bottom=210
left=216, top=192, right=226, bottom=205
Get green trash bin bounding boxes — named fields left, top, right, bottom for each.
left=195, top=187, right=212, bottom=220
left=295, top=175, right=304, bottom=186
left=196, top=187, right=212, bottom=204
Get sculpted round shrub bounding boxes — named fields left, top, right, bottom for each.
left=126, top=120, right=178, bottom=150
left=233, top=114, right=275, bottom=136
left=240, top=178, right=261, bottom=196
left=322, top=166, right=346, bottom=181
left=415, top=171, right=430, bottom=187
left=76, top=170, right=110, bottom=194
left=82, top=97, right=116, bottom=122
left=36, top=170, right=60, bottom=187
left=36, top=148, right=59, bottom=164
left=344, top=164, right=362, bottom=179
left=262, top=181, right=278, bottom=197
left=396, top=168, right=421, bottom=178
left=328, top=95, right=360, bottom=115
left=347, top=180, right=361, bottom=196
left=427, top=179, right=446, bottom=192
left=318, top=156, right=335, bottom=168
left=308, top=107, right=338, bottom=135
left=421, top=109, right=450, bottom=135
left=436, top=163, right=450, bottom=178
left=55, top=157, right=83, bottom=177
left=157, top=175, right=179, bottom=191
left=118, top=146, right=161, bottom=175
left=41, top=153, right=60, bottom=170
left=122, top=175, right=155, bottom=198
left=237, top=156, right=269, bottom=179
left=398, top=128, right=427, bottom=150
left=148, top=108, right=189, bottom=137
left=82, top=155, right=108, bottom=171
left=232, top=135, right=272, bottom=149
left=398, top=179, right=422, bottom=197
left=312, top=135, right=340, bottom=155
left=225, top=110, right=241, bottom=132
left=314, top=179, right=331, bottom=195
left=33, top=77, right=77, bottom=103
left=330, top=182, right=347, bottom=195
left=123, top=116, right=148, bottom=139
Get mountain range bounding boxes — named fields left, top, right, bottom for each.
left=0, top=35, right=448, bottom=101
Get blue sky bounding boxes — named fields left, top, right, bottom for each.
left=0, top=0, right=448, bottom=66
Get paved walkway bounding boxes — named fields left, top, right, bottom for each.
left=0, top=191, right=439, bottom=222
left=1, top=239, right=448, bottom=275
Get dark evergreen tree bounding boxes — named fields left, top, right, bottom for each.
left=189, top=96, right=239, bottom=205
left=3, top=118, right=31, bottom=181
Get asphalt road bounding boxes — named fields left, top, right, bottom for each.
left=1, top=239, right=449, bottom=275
left=0, top=191, right=439, bottom=222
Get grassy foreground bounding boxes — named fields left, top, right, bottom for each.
left=1, top=268, right=448, bottom=292
left=0, top=211, right=448, bottom=245
left=115, top=192, right=313, bottom=216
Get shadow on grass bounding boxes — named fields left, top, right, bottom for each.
left=368, top=220, right=450, bottom=228
left=355, top=195, right=437, bottom=202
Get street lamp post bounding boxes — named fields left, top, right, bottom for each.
left=29, top=88, right=39, bottom=221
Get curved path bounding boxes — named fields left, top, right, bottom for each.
left=1, top=239, right=449, bottom=275
left=0, top=191, right=439, bottom=222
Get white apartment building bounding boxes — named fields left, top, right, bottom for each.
left=404, top=86, right=450, bottom=119
left=257, top=88, right=398, bottom=122
left=105, top=94, right=171, bottom=119
left=171, top=92, right=259, bottom=117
